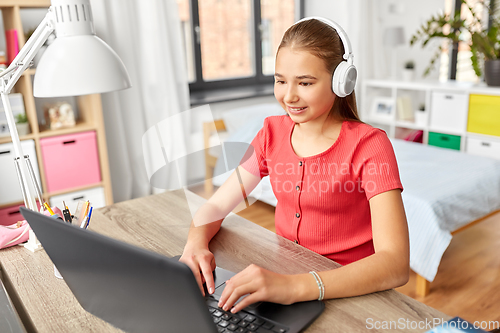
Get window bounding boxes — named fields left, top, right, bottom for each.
left=176, top=0, right=302, bottom=92
left=439, top=0, right=493, bottom=83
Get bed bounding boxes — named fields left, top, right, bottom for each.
left=207, top=104, right=500, bottom=296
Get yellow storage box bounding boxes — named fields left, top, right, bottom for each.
left=468, top=94, right=500, bottom=137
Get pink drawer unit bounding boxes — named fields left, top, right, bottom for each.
left=0, top=204, right=24, bottom=226
left=0, top=202, right=42, bottom=225
left=40, top=131, right=101, bottom=192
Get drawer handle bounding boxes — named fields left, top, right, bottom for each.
left=440, top=136, right=450, bottom=141
left=445, top=95, right=453, bottom=99
left=73, top=196, right=84, bottom=200
left=8, top=210, right=20, bottom=216
left=481, top=142, right=491, bottom=147
left=63, top=140, right=76, bottom=145
left=0, top=150, right=11, bottom=155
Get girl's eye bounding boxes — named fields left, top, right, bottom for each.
left=275, top=80, right=285, bottom=84
left=300, top=82, right=312, bottom=86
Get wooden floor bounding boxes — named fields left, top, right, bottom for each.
left=189, top=184, right=500, bottom=327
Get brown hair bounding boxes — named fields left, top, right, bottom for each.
left=277, top=19, right=361, bottom=122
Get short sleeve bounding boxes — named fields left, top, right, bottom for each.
left=239, top=119, right=269, bottom=179
left=356, top=130, right=403, bottom=200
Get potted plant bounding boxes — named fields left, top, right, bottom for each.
left=410, top=0, right=500, bottom=86
left=15, top=113, right=30, bottom=136
left=402, top=60, right=416, bottom=81
left=415, top=103, right=427, bottom=126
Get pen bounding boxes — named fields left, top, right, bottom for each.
left=79, top=216, right=88, bottom=228
left=84, top=207, right=93, bottom=229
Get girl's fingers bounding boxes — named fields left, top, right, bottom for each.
left=199, top=258, right=215, bottom=294
left=221, top=283, right=256, bottom=311
left=230, top=291, right=264, bottom=313
left=218, top=269, right=254, bottom=306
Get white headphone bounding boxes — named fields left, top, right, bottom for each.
left=293, top=17, right=357, bottom=98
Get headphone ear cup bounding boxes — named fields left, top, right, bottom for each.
left=332, top=61, right=357, bottom=97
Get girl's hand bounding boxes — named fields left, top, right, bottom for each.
left=218, top=264, right=297, bottom=313
left=179, top=244, right=216, bottom=296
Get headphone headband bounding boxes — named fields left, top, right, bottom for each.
left=290, top=17, right=357, bottom=97
left=294, top=17, right=354, bottom=64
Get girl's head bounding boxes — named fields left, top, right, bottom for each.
left=275, top=18, right=360, bottom=122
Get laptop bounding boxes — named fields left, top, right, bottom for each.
left=20, top=208, right=324, bottom=333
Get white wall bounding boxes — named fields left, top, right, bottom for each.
left=305, top=0, right=350, bottom=31
left=375, top=0, right=444, bottom=81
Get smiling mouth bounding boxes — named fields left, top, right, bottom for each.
left=287, top=106, right=307, bottom=114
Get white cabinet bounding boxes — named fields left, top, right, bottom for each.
left=466, top=136, right=500, bottom=160
left=361, top=79, right=500, bottom=155
left=0, top=140, right=41, bottom=205
left=429, top=91, right=469, bottom=134
left=49, top=187, right=106, bottom=215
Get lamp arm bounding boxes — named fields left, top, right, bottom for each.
left=0, top=9, right=55, bottom=93
left=0, top=8, right=55, bottom=224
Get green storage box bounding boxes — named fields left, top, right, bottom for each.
left=428, top=132, right=461, bottom=150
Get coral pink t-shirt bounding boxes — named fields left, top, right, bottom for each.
left=241, top=115, right=403, bottom=265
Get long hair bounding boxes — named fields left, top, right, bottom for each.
left=277, top=19, right=361, bottom=122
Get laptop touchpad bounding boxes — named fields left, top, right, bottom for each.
left=211, top=275, right=262, bottom=309
left=212, top=281, right=251, bottom=306
left=213, top=267, right=235, bottom=289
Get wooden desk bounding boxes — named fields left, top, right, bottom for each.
left=0, top=190, right=451, bottom=332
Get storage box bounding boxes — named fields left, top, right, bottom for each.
left=49, top=187, right=106, bottom=214
left=466, top=136, right=500, bottom=160
left=428, top=132, right=461, bottom=150
left=429, top=91, right=468, bottom=134
left=0, top=204, right=24, bottom=226
left=0, top=140, right=41, bottom=205
left=468, top=94, right=500, bottom=137
left=40, top=131, right=101, bottom=193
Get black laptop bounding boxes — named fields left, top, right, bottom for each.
left=20, top=208, right=324, bottom=333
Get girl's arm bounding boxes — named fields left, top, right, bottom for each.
left=180, top=166, right=261, bottom=296
left=218, top=189, right=410, bottom=313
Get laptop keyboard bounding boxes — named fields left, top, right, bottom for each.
left=208, top=305, right=288, bottom=333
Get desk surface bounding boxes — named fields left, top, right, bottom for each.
left=0, top=190, right=451, bottom=332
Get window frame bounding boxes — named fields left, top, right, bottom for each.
left=448, top=0, right=497, bottom=81
left=187, top=0, right=304, bottom=93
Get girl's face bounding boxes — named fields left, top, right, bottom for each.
left=274, top=47, right=336, bottom=125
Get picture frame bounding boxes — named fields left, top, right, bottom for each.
left=0, top=93, right=26, bottom=137
left=370, top=97, right=395, bottom=122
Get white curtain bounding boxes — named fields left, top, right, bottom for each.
left=90, top=0, right=190, bottom=202
left=353, top=0, right=387, bottom=81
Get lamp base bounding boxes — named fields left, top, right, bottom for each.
left=22, top=230, right=42, bottom=252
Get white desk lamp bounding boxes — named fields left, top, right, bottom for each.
left=0, top=0, right=131, bottom=251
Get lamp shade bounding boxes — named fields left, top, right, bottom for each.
left=383, top=26, right=405, bottom=47
left=33, top=35, right=131, bottom=97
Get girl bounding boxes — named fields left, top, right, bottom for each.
left=180, top=17, right=409, bottom=314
